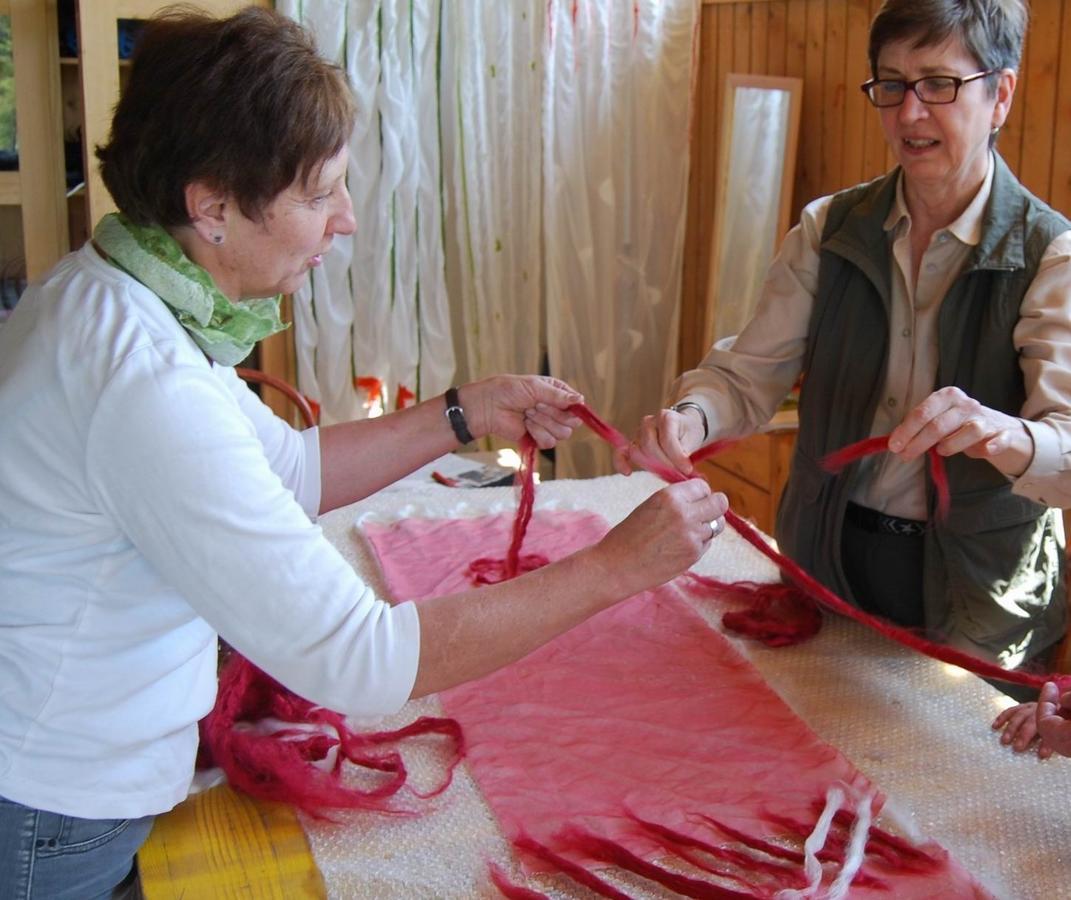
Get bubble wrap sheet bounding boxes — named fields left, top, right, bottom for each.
left=309, top=472, right=1071, bottom=900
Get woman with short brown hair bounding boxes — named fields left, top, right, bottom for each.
left=0, top=8, right=725, bottom=896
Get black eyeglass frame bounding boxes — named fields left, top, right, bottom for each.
left=859, top=69, right=998, bottom=108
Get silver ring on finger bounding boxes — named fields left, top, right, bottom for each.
left=709, top=518, right=725, bottom=540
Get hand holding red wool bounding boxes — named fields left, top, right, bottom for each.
left=459, top=375, right=585, bottom=449
left=887, top=385, right=1034, bottom=477
left=592, top=477, right=728, bottom=597
left=615, top=404, right=706, bottom=477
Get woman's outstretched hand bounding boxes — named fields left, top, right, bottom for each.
left=592, top=478, right=729, bottom=596
left=460, top=376, right=585, bottom=449
left=614, top=406, right=706, bottom=477
left=888, top=386, right=1034, bottom=477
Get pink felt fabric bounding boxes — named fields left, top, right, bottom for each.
left=362, top=509, right=986, bottom=897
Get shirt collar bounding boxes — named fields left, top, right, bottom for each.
left=883, top=153, right=995, bottom=247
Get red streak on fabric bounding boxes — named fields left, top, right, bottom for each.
left=558, top=826, right=763, bottom=899
left=354, top=375, right=386, bottom=409
left=395, top=384, right=416, bottom=409
left=431, top=470, right=459, bottom=487
left=200, top=653, right=465, bottom=817
left=487, top=862, right=550, bottom=899
left=629, top=812, right=806, bottom=888
left=513, top=834, right=634, bottom=900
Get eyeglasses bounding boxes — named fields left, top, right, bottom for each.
left=860, top=69, right=997, bottom=108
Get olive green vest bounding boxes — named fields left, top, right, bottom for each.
left=775, top=154, right=1068, bottom=664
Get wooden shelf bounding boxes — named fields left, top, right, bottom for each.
left=0, top=171, right=19, bottom=206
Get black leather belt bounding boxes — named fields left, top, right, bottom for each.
left=845, top=502, right=926, bottom=537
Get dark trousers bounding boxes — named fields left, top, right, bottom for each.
left=840, top=504, right=926, bottom=629
left=840, top=503, right=1052, bottom=703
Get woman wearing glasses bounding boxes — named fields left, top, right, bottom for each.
left=626, top=1, right=1071, bottom=713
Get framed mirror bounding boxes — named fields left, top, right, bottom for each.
left=704, top=74, right=802, bottom=345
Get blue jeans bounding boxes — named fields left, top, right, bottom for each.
left=0, top=795, right=154, bottom=900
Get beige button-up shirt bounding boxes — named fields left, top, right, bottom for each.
left=676, top=156, right=1071, bottom=519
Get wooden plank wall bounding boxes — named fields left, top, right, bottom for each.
left=680, top=0, right=1071, bottom=371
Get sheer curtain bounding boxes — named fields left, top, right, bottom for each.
left=279, top=1, right=699, bottom=477
left=439, top=3, right=544, bottom=394
left=543, top=0, right=699, bottom=476
left=278, top=0, right=455, bottom=423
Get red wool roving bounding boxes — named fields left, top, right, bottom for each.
left=508, top=403, right=1071, bottom=693
left=199, top=651, right=465, bottom=818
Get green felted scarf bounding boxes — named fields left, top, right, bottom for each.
left=93, top=213, right=287, bottom=366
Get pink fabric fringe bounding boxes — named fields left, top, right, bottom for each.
left=512, top=834, right=634, bottom=900
left=200, top=652, right=465, bottom=817
left=765, top=809, right=944, bottom=875
left=507, top=808, right=906, bottom=897
left=557, top=826, right=762, bottom=899
left=628, top=812, right=807, bottom=889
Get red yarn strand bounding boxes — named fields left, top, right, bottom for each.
left=820, top=435, right=951, bottom=523
left=556, top=405, right=1069, bottom=692
left=512, top=834, right=634, bottom=900
left=627, top=813, right=806, bottom=889
left=465, top=435, right=550, bottom=584
left=556, top=826, right=763, bottom=899
left=200, top=653, right=465, bottom=817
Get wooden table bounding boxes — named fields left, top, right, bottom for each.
left=139, top=472, right=1071, bottom=899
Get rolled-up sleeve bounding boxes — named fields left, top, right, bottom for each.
left=1012, top=231, right=1071, bottom=508
left=671, top=196, right=828, bottom=438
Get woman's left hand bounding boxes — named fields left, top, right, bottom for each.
left=887, top=386, right=1034, bottom=477
left=460, top=376, right=584, bottom=449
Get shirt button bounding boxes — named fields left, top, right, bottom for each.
left=938, top=233, right=949, bottom=243
left=902, top=327, right=911, bottom=337
left=887, top=397, right=897, bottom=407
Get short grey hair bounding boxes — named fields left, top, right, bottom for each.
left=868, top=0, right=1028, bottom=84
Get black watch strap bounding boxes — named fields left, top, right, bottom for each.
left=444, top=387, right=475, bottom=445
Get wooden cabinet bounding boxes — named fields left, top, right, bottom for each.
left=3, top=0, right=68, bottom=281
left=696, top=410, right=797, bottom=535
left=2, top=0, right=257, bottom=279
left=2, top=1, right=300, bottom=414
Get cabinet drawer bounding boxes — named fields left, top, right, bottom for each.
left=705, top=435, right=772, bottom=489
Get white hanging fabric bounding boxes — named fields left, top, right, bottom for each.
left=439, top=2, right=545, bottom=389
left=543, top=0, right=699, bottom=477
left=278, top=0, right=455, bottom=424
left=277, top=1, right=698, bottom=471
